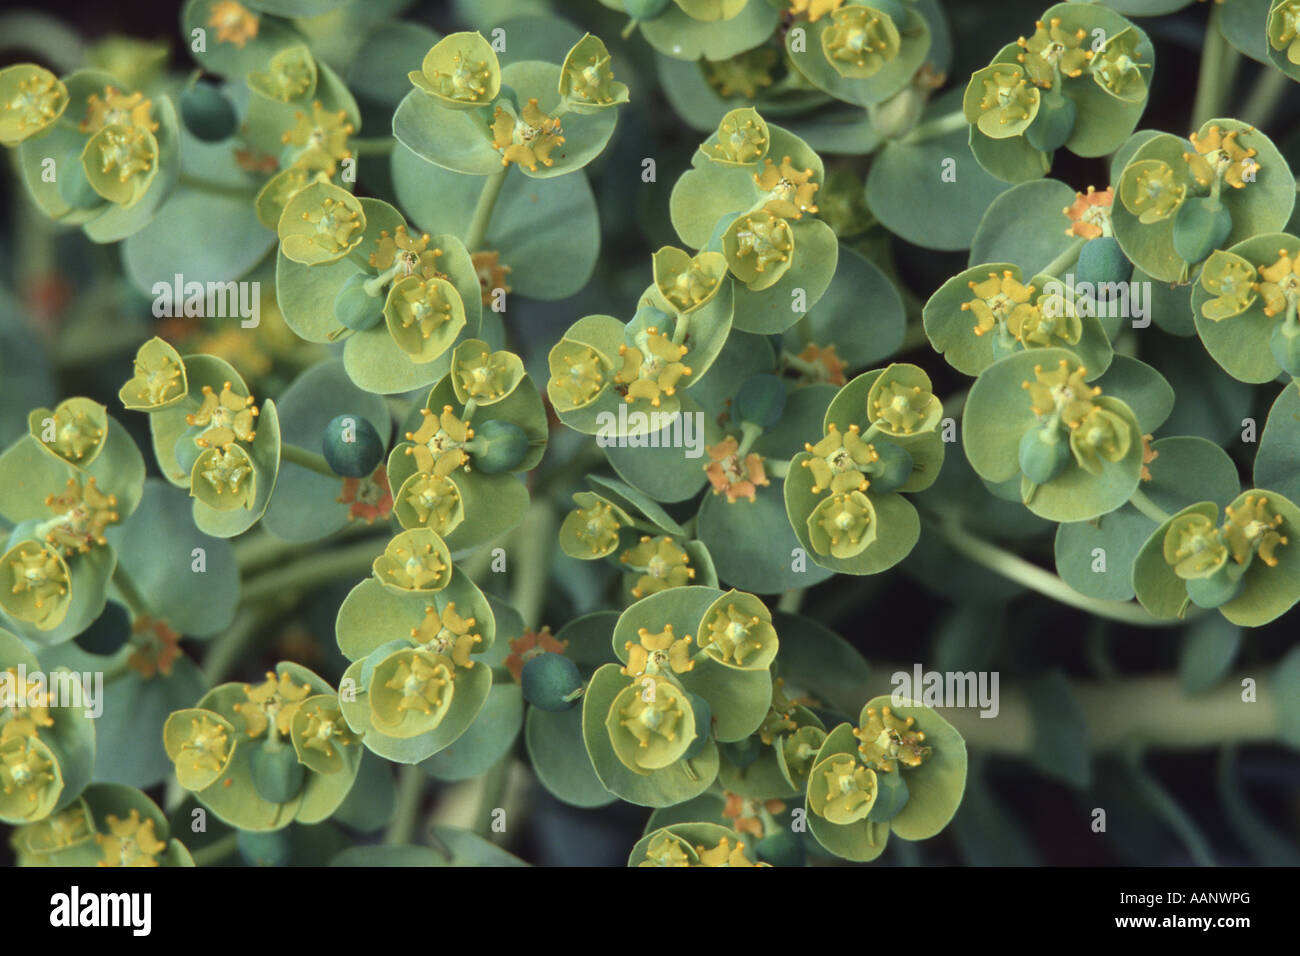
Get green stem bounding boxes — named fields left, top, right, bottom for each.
left=898, top=108, right=967, bottom=145
left=795, top=313, right=815, bottom=346
left=766, top=459, right=790, bottom=479
left=736, top=421, right=764, bottom=457
left=111, top=563, right=149, bottom=618
left=385, top=764, right=425, bottom=845
left=201, top=602, right=286, bottom=685
left=351, top=137, right=394, bottom=156
left=177, top=174, right=257, bottom=201
left=1040, top=237, right=1087, bottom=279
left=777, top=588, right=805, bottom=613
left=363, top=263, right=401, bottom=298
left=1125, top=745, right=1217, bottom=866
left=621, top=17, right=639, bottom=39
left=922, top=512, right=1180, bottom=627
left=238, top=537, right=386, bottom=605
left=191, top=832, right=239, bottom=867
left=465, top=167, right=509, bottom=254
left=1128, top=488, right=1172, bottom=524
left=472, top=755, right=512, bottom=840
left=509, top=501, right=558, bottom=629
left=1191, top=4, right=1239, bottom=129
left=279, top=442, right=339, bottom=479
left=1240, top=64, right=1290, bottom=129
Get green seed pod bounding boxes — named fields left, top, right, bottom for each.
left=624, top=0, right=670, bottom=17
left=866, top=764, right=910, bottom=821
left=1018, top=425, right=1071, bottom=485
left=1024, top=95, right=1077, bottom=153
left=1171, top=197, right=1232, bottom=265
left=57, top=147, right=102, bottom=210
left=180, top=83, right=237, bottom=142
left=249, top=739, right=307, bottom=804
left=321, top=414, right=384, bottom=478
left=735, top=373, right=786, bottom=428
left=1075, top=235, right=1133, bottom=288
left=865, top=438, right=913, bottom=493
left=1269, top=321, right=1300, bottom=378
left=681, top=692, right=712, bottom=760
left=756, top=828, right=805, bottom=868
left=75, top=600, right=130, bottom=656
left=521, top=652, right=582, bottom=713
left=469, top=419, right=528, bottom=474
left=1185, top=562, right=1246, bottom=610
left=334, top=272, right=384, bottom=332
left=237, top=827, right=292, bottom=866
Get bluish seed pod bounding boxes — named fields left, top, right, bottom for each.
left=521, top=653, right=582, bottom=712
left=1186, top=564, right=1245, bottom=609
left=1019, top=425, right=1071, bottom=485
left=334, top=272, right=384, bottom=332
left=237, top=827, right=292, bottom=866
left=1024, top=95, right=1077, bottom=153
left=249, top=739, right=307, bottom=804
left=180, top=83, right=237, bottom=142
left=174, top=424, right=206, bottom=479
left=1172, top=198, right=1232, bottom=265
left=1075, top=235, right=1133, bottom=288
left=470, top=419, right=528, bottom=474
left=867, top=765, right=911, bottom=822
left=756, top=828, right=806, bottom=867
left=624, top=0, right=671, bottom=19
left=865, top=437, right=913, bottom=493
left=1269, top=321, right=1300, bottom=377
left=321, top=414, right=384, bottom=478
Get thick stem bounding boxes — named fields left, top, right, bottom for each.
left=1040, top=236, right=1087, bottom=278
left=279, top=442, right=339, bottom=479
left=191, top=832, right=239, bottom=867
left=1128, top=487, right=1172, bottom=524
left=898, top=108, right=967, bottom=146
left=472, top=755, right=512, bottom=839
left=238, top=537, right=386, bottom=605
left=922, top=512, right=1180, bottom=628
left=1190, top=4, right=1239, bottom=129
left=111, top=562, right=149, bottom=618
left=385, top=764, right=425, bottom=845
left=510, top=500, right=558, bottom=629
left=177, top=174, right=257, bottom=201
left=350, top=137, right=395, bottom=156
left=465, top=167, right=509, bottom=254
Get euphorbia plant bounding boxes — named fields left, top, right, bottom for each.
left=0, top=0, right=1297, bottom=872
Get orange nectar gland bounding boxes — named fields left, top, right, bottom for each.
left=208, top=1, right=259, bottom=48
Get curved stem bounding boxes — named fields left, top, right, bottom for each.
left=1040, top=236, right=1087, bottom=279
left=1128, top=487, right=1172, bottom=524
left=898, top=108, right=967, bottom=145
left=472, top=755, right=512, bottom=839
left=465, top=167, right=509, bottom=254
left=177, top=174, right=257, bottom=201
left=351, top=137, right=394, bottom=156
left=191, top=832, right=239, bottom=867
left=110, top=562, right=149, bottom=618
left=279, top=442, right=338, bottom=479
left=922, top=512, right=1179, bottom=627
left=238, top=537, right=385, bottom=605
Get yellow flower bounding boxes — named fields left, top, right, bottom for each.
left=619, top=536, right=695, bottom=598
left=175, top=713, right=231, bottom=776
left=568, top=497, right=623, bottom=555
left=962, top=269, right=1038, bottom=338
left=1198, top=250, right=1258, bottom=321
left=3, top=541, right=70, bottom=628
left=1022, top=358, right=1098, bottom=428
left=233, top=670, right=313, bottom=739
left=622, top=624, right=695, bottom=678
left=802, top=423, right=876, bottom=494
left=0, top=736, right=57, bottom=819
left=41, top=476, right=119, bottom=556
left=808, top=490, right=876, bottom=559
left=120, top=337, right=186, bottom=409
left=614, top=326, right=692, bottom=408
left=1269, top=1, right=1300, bottom=64
left=1222, top=495, right=1288, bottom=568
left=1254, top=248, right=1300, bottom=318
left=490, top=98, right=565, bottom=172
left=79, top=86, right=157, bottom=135
left=695, top=835, right=764, bottom=867
left=816, top=756, right=876, bottom=824
left=754, top=155, right=820, bottom=220
left=411, top=601, right=483, bottom=668
left=639, top=831, right=695, bottom=867
left=95, top=811, right=167, bottom=867
left=281, top=100, right=354, bottom=172
left=1016, top=17, right=1092, bottom=87
left=1120, top=159, right=1185, bottom=223
left=822, top=5, right=901, bottom=78
left=853, top=705, right=931, bottom=772
left=0, top=666, right=55, bottom=741
left=1184, top=125, right=1258, bottom=190
left=786, top=0, right=844, bottom=22
left=1069, top=405, right=1131, bottom=476
left=0, top=64, right=68, bottom=146
left=185, top=381, right=258, bottom=448
left=399, top=472, right=462, bottom=533
left=404, top=405, right=474, bottom=477
left=208, top=1, right=260, bottom=48
left=549, top=341, right=610, bottom=408
left=1163, top=512, right=1229, bottom=579
left=701, top=602, right=775, bottom=666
